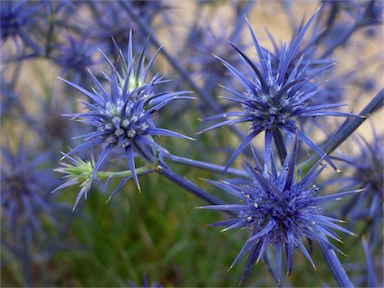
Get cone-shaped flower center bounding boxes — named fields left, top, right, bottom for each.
left=99, top=100, right=148, bottom=148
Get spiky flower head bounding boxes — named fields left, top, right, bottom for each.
left=340, top=126, right=383, bottom=241
left=200, top=140, right=359, bottom=285
left=55, top=34, right=99, bottom=84
left=202, top=7, right=359, bottom=173
left=58, top=32, right=192, bottom=204
left=0, top=140, right=68, bottom=258
left=186, top=19, right=245, bottom=79
left=82, top=1, right=166, bottom=57
left=1, top=0, right=42, bottom=54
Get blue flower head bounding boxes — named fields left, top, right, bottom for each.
left=0, top=140, right=66, bottom=255
left=1, top=0, right=42, bottom=54
left=83, top=1, right=138, bottom=56
left=186, top=19, right=246, bottom=79
left=83, top=1, right=167, bottom=57
left=55, top=34, right=100, bottom=84
left=340, top=126, right=383, bottom=241
left=201, top=7, right=360, bottom=173
left=200, top=140, right=359, bottom=285
left=58, top=32, right=192, bottom=207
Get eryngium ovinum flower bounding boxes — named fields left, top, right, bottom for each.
left=1, top=0, right=42, bottom=54
left=340, top=127, right=383, bottom=241
left=1, top=141, right=66, bottom=261
left=201, top=7, right=359, bottom=173
left=200, top=140, right=361, bottom=285
left=58, top=32, right=192, bottom=208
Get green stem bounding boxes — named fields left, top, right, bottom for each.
left=96, top=165, right=152, bottom=181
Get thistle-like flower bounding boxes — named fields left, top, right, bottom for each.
left=1, top=0, right=42, bottom=55
left=1, top=140, right=71, bottom=286
left=1, top=142, right=58, bottom=236
left=55, top=34, right=100, bottom=84
left=200, top=140, right=360, bottom=285
left=201, top=8, right=359, bottom=172
left=58, top=32, right=192, bottom=203
left=339, top=126, right=383, bottom=241
left=80, top=1, right=162, bottom=57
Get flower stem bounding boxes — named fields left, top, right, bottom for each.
left=298, top=89, right=383, bottom=173
left=155, top=163, right=228, bottom=206
left=163, top=153, right=248, bottom=177
left=96, top=166, right=151, bottom=181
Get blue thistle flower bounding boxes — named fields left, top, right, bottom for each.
left=186, top=19, right=245, bottom=80
left=55, top=34, right=100, bottom=84
left=81, top=2, right=140, bottom=56
left=58, top=33, right=192, bottom=205
left=339, top=125, right=383, bottom=241
left=0, top=0, right=42, bottom=54
left=1, top=143, right=56, bottom=233
left=1, top=140, right=71, bottom=285
left=200, top=140, right=360, bottom=285
left=201, top=8, right=360, bottom=173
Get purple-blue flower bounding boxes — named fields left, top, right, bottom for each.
left=58, top=33, right=192, bottom=207
left=54, top=34, right=100, bottom=84
left=339, top=125, right=383, bottom=241
left=1, top=139, right=71, bottom=285
left=1, top=0, right=42, bottom=55
left=186, top=20, right=245, bottom=80
left=201, top=8, right=360, bottom=173
left=1, top=142, right=57, bottom=234
left=200, top=140, right=360, bottom=285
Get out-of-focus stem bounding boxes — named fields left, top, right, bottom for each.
left=298, top=89, right=383, bottom=173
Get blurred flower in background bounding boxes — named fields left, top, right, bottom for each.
left=54, top=34, right=101, bottom=85
left=0, top=139, right=72, bottom=286
left=1, top=0, right=43, bottom=56
left=339, top=125, right=383, bottom=242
